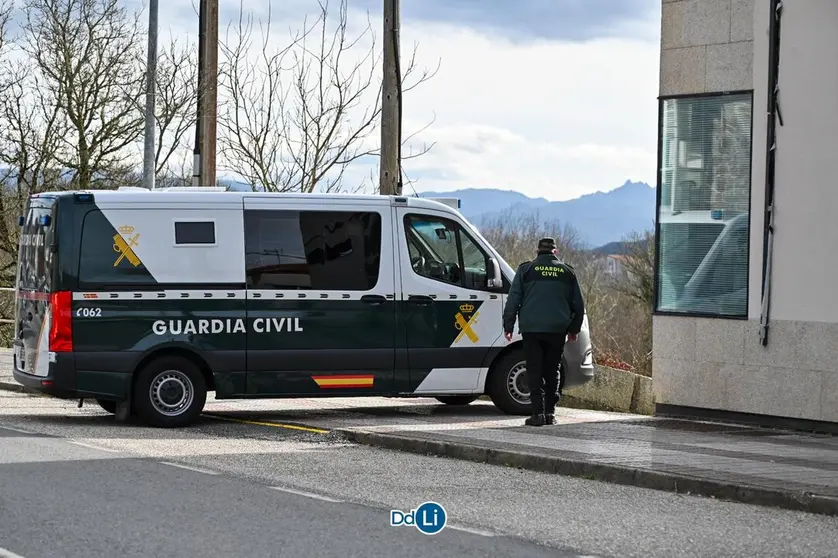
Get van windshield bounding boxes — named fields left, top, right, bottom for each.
left=17, top=199, right=56, bottom=292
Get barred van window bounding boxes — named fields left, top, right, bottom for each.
left=174, top=221, right=216, bottom=244
left=655, top=92, right=753, bottom=318
left=244, top=209, right=382, bottom=290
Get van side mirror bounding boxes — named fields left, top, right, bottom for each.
left=487, top=257, right=502, bottom=289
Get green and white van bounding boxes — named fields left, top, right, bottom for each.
left=12, top=188, right=594, bottom=427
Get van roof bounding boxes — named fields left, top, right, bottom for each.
left=36, top=189, right=461, bottom=213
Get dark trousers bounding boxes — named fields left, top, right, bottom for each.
left=522, top=332, right=567, bottom=415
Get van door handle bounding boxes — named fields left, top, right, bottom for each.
left=361, top=294, right=387, bottom=305
left=407, top=295, right=433, bottom=306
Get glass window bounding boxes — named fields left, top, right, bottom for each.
left=175, top=221, right=215, bottom=245
left=17, top=202, right=55, bottom=291
left=245, top=209, right=382, bottom=290
left=78, top=210, right=156, bottom=286
left=655, top=93, right=753, bottom=317
left=404, top=214, right=491, bottom=290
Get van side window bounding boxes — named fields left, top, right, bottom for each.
left=244, top=209, right=382, bottom=290
left=17, top=206, right=53, bottom=291
left=78, top=210, right=156, bottom=287
left=404, top=214, right=490, bottom=291
left=174, top=221, right=216, bottom=245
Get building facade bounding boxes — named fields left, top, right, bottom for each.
left=653, top=0, right=838, bottom=430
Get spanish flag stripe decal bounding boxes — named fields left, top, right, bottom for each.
left=312, top=375, right=374, bottom=388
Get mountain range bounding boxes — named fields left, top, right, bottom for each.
left=418, top=180, right=656, bottom=248
left=215, top=178, right=656, bottom=249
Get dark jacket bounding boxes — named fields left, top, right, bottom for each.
left=502, top=253, right=585, bottom=335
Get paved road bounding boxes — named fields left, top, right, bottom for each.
left=0, top=425, right=572, bottom=558
left=2, top=392, right=838, bottom=558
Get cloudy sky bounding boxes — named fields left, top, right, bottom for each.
left=157, top=0, right=661, bottom=201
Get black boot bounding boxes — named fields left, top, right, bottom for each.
left=544, top=413, right=555, bottom=425
left=525, top=413, right=545, bottom=426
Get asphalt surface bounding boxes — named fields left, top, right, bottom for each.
left=0, top=426, right=571, bottom=558
left=2, top=392, right=838, bottom=558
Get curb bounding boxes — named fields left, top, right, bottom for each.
left=336, top=429, right=838, bottom=517
left=0, top=380, right=24, bottom=393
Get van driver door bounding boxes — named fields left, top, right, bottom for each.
left=394, top=206, right=504, bottom=395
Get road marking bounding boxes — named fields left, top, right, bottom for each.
left=159, top=461, right=220, bottom=475
left=202, top=413, right=330, bottom=434
left=447, top=524, right=496, bottom=537
left=270, top=486, right=344, bottom=502
left=0, top=546, right=27, bottom=558
left=68, top=441, right=121, bottom=453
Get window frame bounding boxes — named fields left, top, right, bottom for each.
left=244, top=208, right=383, bottom=291
left=403, top=213, right=493, bottom=292
left=173, top=218, right=217, bottom=247
left=652, top=89, right=755, bottom=320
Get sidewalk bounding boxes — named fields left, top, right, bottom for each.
left=205, top=398, right=838, bottom=517
left=0, top=349, right=18, bottom=391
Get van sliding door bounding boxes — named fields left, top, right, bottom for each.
left=242, top=198, right=396, bottom=396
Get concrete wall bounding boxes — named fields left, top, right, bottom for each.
left=659, top=0, right=754, bottom=95
left=653, top=0, right=838, bottom=424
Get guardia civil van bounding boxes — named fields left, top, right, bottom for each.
left=12, top=188, right=594, bottom=427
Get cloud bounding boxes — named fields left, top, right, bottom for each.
left=391, top=18, right=661, bottom=200
left=138, top=0, right=662, bottom=200
left=351, top=0, right=660, bottom=42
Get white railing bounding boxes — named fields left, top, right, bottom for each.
left=0, top=287, right=14, bottom=324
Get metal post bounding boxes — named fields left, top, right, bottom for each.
left=380, top=0, right=401, bottom=195
left=142, top=0, right=158, bottom=190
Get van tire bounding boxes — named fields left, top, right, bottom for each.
left=96, top=399, right=116, bottom=414
left=435, top=396, right=478, bottom=406
left=487, top=349, right=532, bottom=415
left=132, top=356, right=207, bottom=428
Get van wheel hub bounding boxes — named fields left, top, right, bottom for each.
left=150, top=370, right=193, bottom=416
left=507, top=362, right=530, bottom=404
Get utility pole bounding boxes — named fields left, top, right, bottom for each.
left=192, top=0, right=219, bottom=187
left=142, top=0, right=158, bottom=190
left=380, top=0, right=401, bottom=195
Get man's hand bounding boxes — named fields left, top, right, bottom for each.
left=567, top=333, right=578, bottom=343
left=504, top=331, right=513, bottom=342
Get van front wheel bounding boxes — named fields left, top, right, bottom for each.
left=133, top=356, right=207, bottom=428
left=487, top=349, right=532, bottom=415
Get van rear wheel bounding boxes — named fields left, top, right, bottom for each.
left=132, top=355, right=207, bottom=428
left=435, top=396, right=478, bottom=406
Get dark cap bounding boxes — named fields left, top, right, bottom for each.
left=537, top=237, right=556, bottom=252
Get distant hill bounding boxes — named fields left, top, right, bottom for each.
left=205, top=177, right=655, bottom=248
left=419, top=180, right=656, bottom=248
left=590, top=237, right=650, bottom=255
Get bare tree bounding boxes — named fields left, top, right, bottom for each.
left=610, top=227, right=655, bottom=307
left=21, top=0, right=146, bottom=190
left=219, top=0, right=438, bottom=193
left=0, top=0, right=67, bottom=287
left=151, top=35, right=199, bottom=182
left=478, top=211, right=583, bottom=267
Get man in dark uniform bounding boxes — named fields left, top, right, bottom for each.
left=502, top=238, right=585, bottom=426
